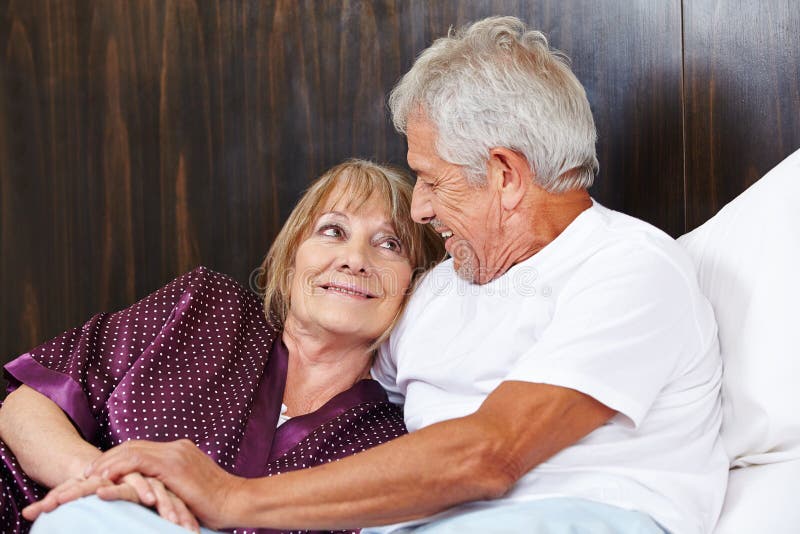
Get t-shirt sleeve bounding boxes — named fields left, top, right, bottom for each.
left=3, top=267, right=208, bottom=441
left=505, top=245, right=698, bottom=428
left=372, top=339, right=405, bottom=405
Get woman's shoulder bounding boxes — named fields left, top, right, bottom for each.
left=158, top=265, right=264, bottom=310
left=146, top=266, right=276, bottom=339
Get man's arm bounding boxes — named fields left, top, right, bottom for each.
left=87, top=380, right=614, bottom=530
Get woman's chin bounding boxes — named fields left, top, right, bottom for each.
left=313, top=317, right=383, bottom=345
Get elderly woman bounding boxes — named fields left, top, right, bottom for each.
left=0, top=159, right=443, bottom=533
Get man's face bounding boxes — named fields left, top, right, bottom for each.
left=405, top=115, right=502, bottom=284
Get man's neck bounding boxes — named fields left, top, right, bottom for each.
left=481, top=188, right=592, bottom=284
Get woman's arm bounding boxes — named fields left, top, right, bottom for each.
left=0, top=385, right=101, bottom=487
left=0, top=268, right=213, bottom=488
left=1, top=385, right=201, bottom=531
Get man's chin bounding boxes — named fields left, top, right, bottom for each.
left=453, top=259, right=481, bottom=285
left=449, top=240, right=482, bottom=284
left=454, top=257, right=509, bottom=285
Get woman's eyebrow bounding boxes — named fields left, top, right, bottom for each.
left=322, top=210, right=397, bottom=235
left=375, top=224, right=398, bottom=234
left=319, top=210, right=349, bottom=221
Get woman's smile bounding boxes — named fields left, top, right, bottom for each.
left=318, top=281, right=377, bottom=299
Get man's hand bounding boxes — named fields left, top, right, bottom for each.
left=85, top=439, right=244, bottom=529
left=22, top=472, right=200, bottom=532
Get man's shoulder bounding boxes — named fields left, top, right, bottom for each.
left=405, top=258, right=458, bottom=300
left=582, top=204, right=696, bottom=280
left=539, top=205, right=705, bottom=321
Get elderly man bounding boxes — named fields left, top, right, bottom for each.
left=28, top=16, right=727, bottom=534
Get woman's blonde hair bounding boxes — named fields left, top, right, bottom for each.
left=255, top=159, right=444, bottom=343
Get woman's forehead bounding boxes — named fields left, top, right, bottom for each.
left=320, top=191, right=394, bottom=224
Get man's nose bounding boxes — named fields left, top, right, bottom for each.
left=410, top=183, right=434, bottom=224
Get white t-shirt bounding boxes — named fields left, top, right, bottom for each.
left=278, top=403, right=291, bottom=427
left=373, top=201, right=728, bottom=534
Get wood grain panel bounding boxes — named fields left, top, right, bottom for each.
left=684, top=0, right=800, bottom=230
left=1, top=6, right=50, bottom=355
left=0, top=1, right=684, bottom=391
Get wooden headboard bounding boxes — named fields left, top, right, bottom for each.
left=1, top=1, right=798, bottom=386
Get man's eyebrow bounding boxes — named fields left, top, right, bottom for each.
left=406, top=155, right=425, bottom=174
left=410, top=165, right=430, bottom=178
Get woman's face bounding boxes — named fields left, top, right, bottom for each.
left=286, top=194, right=414, bottom=345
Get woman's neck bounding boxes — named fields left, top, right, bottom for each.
left=280, top=317, right=373, bottom=417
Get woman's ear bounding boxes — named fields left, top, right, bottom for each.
left=487, top=148, right=533, bottom=211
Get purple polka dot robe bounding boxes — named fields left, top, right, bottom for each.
left=0, top=267, right=407, bottom=534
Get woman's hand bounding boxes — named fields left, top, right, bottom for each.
left=85, top=439, right=245, bottom=529
left=22, top=474, right=112, bottom=521
left=22, top=472, right=200, bottom=532
left=98, top=474, right=200, bottom=533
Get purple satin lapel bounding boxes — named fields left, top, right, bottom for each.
left=3, top=354, right=99, bottom=440
left=232, top=337, right=289, bottom=477
left=268, top=379, right=389, bottom=462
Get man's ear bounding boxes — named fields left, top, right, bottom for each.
left=487, top=148, right=533, bottom=211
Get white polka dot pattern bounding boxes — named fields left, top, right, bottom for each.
left=233, top=401, right=406, bottom=534
left=0, top=267, right=407, bottom=534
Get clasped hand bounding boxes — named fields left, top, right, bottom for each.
left=23, top=470, right=200, bottom=532
left=22, top=438, right=240, bottom=532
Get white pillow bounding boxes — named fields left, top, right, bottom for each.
left=713, top=459, right=800, bottom=534
left=678, top=148, right=800, bottom=467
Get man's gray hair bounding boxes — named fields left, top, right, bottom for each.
left=389, top=16, right=598, bottom=192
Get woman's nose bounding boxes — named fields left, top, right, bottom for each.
left=338, top=239, right=372, bottom=274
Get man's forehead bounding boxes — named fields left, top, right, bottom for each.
left=405, top=120, right=436, bottom=172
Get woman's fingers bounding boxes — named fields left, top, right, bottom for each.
left=53, top=476, right=111, bottom=504
left=22, top=463, right=200, bottom=532
left=166, top=490, right=201, bottom=533
left=95, top=481, right=140, bottom=502
left=96, top=475, right=199, bottom=532
left=22, top=476, right=111, bottom=521
left=95, top=472, right=154, bottom=505
left=148, top=477, right=178, bottom=525
left=145, top=477, right=201, bottom=532
left=121, top=472, right=156, bottom=506
left=86, top=439, right=235, bottom=528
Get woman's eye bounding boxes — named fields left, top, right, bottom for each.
left=320, top=225, right=344, bottom=238
left=379, top=238, right=403, bottom=253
